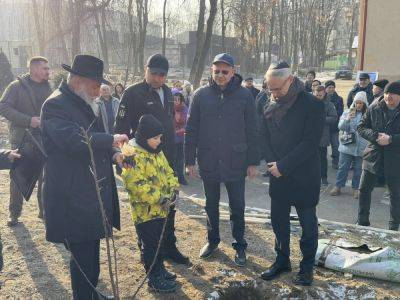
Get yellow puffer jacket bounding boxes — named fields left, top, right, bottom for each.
left=121, top=141, right=179, bottom=224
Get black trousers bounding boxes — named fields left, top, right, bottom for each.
left=319, top=147, right=328, bottom=180
left=67, top=239, right=100, bottom=300
left=203, top=179, right=247, bottom=250
left=174, top=143, right=185, bottom=181
left=358, top=170, right=400, bottom=229
left=271, top=199, right=318, bottom=272
left=135, top=218, right=165, bottom=276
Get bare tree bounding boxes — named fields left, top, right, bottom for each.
left=189, top=0, right=206, bottom=83
left=32, top=0, right=46, bottom=55
left=136, top=0, right=149, bottom=75
left=192, top=0, right=218, bottom=88
left=162, top=0, right=168, bottom=56
left=92, top=0, right=110, bottom=73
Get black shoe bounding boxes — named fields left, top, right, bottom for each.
left=260, top=262, right=292, bottom=281
left=161, top=267, right=177, bottom=280
left=234, top=249, right=246, bottom=266
left=164, top=247, right=191, bottom=265
left=199, top=243, right=218, bottom=259
left=293, top=270, right=313, bottom=286
left=148, top=275, right=176, bottom=293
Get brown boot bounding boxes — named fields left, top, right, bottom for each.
left=330, top=186, right=341, bottom=196
left=353, top=189, right=359, bottom=199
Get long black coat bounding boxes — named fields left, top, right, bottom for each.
left=41, top=82, right=120, bottom=243
left=262, top=91, right=325, bottom=208
left=114, top=80, right=175, bottom=166
left=357, top=100, right=400, bottom=178
left=185, top=75, right=259, bottom=182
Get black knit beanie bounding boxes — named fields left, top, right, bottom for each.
left=325, top=80, right=335, bottom=88
left=135, top=114, right=164, bottom=153
left=384, top=81, right=400, bottom=96
left=373, top=79, right=389, bottom=90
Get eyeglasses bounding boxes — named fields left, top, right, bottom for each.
left=213, top=70, right=230, bottom=75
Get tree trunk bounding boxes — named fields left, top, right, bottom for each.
left=69, top=0, right=82, bottom=58
left=162, top=0, right=168, bottom=56
left=220, top=0, right=226, bottom=52
left=267, top=2, right=276, bottom=67
left=189, top=0, right=206, bottom=83
left=193, top=0, right=218, bottom=88
left=32, top=0, right=46, bottom=55
left=136, top=0, right=149, bottom=75
left=50, top=0, right=69, bottom=63
left=124, top=0, right=136, bottom=84
left=92, top=0, right=109, bottom=73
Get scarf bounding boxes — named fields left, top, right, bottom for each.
left=264, top=77, right=304, bottom=126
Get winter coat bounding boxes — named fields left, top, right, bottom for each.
left=121, top=141, right=178, bottom=225
left=255, top=89, right=270, bottom=161
left=304, top=81, right=313, bottom=93
left=115, top=80, right=175, bottom=166
left=262, top=89, right=325, bottom=208
left=41, top=81, right=120, bottom=243
left=174, top=102, right=188, bottom=144
left=95, top=96, right=120, bottom=133
left=357, top=100, right=400, bottom=178
left=347, top=82, right=373, bottom=108
left=338, top=108, right=368, bottom=157
left=185, top=74, right=259, bottom=182
left=0, top=74, right=51, bottom=145
left=0, top=149, right=12, bottom=170
left=319, top=97, right=337, bottom=147
left=246, top=86, right=260, bottom=99
left=327, top=92, right=343, bottom=132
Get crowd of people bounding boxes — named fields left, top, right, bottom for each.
left=0, top=51, right=399, bottom=297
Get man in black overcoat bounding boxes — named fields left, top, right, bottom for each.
left=185, top=53, right=259, bottom=266
left=41, top=55, right=128, bottom=299
left=260, top=62, right=325, bottom=286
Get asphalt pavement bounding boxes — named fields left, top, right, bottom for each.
left=179, top=158, right=390, bottom=231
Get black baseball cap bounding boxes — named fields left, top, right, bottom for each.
left=359, top=73, right=370, bottom=80
left=212, top=53, right=235, bottom=67
left=147, top=54, right=169, bottom=75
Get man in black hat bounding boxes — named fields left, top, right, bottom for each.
left=259, top=61, right=324, bottom=286
left=357, top=81, right=400, bottom=231
left=41, top=54, right=128, bottom=299
left=185, top=53, right=259, bottom=266
left=372, top=79, right=389, bottom=105
left=244, top=77, right=260, bottom=99
left=114, top=53, right=190, bottom=265
left=0, top=56, right=52, bottom=226
left=347, top=73, right=374, bottom=107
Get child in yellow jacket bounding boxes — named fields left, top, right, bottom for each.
left=121, top=114, right=179, bottom=293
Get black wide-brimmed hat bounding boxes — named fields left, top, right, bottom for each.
left=62, top=54, right=110, bottom=84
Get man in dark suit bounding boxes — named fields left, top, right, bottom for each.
left=260, top=62, right=325, bottom=286
left=41, top=55, right=128, bottom=299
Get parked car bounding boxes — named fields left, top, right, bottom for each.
left=335, top=66, right=353, bottom=80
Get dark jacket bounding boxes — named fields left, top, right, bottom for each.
left=327, top=92, right=343, bottom=132
left=0, top=149, right=12, bottom=170
left=41, top=82, right=120, bottom=243
left=262, top=90, right=325, bottom=208
left=246, top=86, right=260, bottom=99
left=185, top=74, right=259, bottom=182
left=320, top=97, right=338, bottom=147
left=304, top=81, right=313, bottom=93
left=255, top=89, right=270, bottom=161
left=0, top=74, right=51, bottom=145
left=357, top=100, right=400, bottom=178
left=347, top=82, right=373, bottom=108
left=114, top=80, right=175, bottom=166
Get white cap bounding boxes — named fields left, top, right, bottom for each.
left=353, top=91, right=368, bottom=105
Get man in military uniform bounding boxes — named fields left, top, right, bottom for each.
left=115, top=54, right=189, bottom=265
left=0, top=56, right=52, bottom=226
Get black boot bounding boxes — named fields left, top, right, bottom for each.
left=161, top=265, right=177, bottom=280
left=199, top=243, right=218, bottom=259
left=164, top=246, right=190, bottom=265
left=260, top=261, right=292, bottom=281
left=292, top=270, right=313, bottom=286
left=148, top=273, right=176, bottom=293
